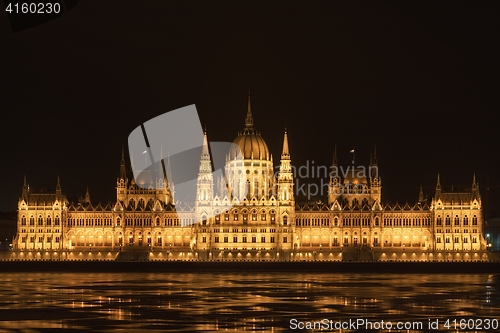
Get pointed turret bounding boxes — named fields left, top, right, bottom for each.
left=370, top=145, right=379, bottom=179
left=281, top=128, right=290, bottom=158
left=85, top=185, right=91, bottom=204
left=165, top=153, right=173, bottom=186
left=435, top=172, right=441, bottom=198
left=197, top=130, right=214, bottom=201
left=328, top=145, right=340, bottom=205
left=278, top=127, right=294, bottom=205
left=201, top=129, right=210, bottom=159
left=22, top=175, right=28, bottom=201
left=418, top=184, right=424, bottom=203
left=332, top=145, right=338, bottom=167
left=55, top=175, right=62, bottom=200
left=471, top=172, right=480, bottom=200
left=196, top=129, right=215, bottom=222
left=165, top=153, right=175, bottom=204
left=119, top=146, right=127, bottom=180
left=245, top=89, right=254, bottom=128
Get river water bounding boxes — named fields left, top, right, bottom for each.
left=0, top=272, right=498, bottom=332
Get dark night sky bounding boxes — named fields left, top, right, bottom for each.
left=1, top=1, right=499, bottom=215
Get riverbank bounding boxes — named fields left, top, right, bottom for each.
left=0, top=260, right=499, bottom=273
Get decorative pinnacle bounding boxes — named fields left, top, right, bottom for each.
left=245, top=89, right=253, bottom=128
left=281, top=128, right=289, bottom=157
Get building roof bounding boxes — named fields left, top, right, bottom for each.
left=228, top=92, right=271, bottom=161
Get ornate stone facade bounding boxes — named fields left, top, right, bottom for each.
left=13, top=97, right=488, bottom=261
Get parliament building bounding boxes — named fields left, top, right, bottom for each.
left=13, top=97, right=489, bottom=261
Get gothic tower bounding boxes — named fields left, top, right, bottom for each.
left=195, top=130, right=214, bottom=225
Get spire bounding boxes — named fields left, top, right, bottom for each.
left=85, top=185, right=91, bottom=203
left=22, top=175, right=28, bottom=200
left=332, top=145, right=338, bottom=167
left=281, top=127, right=289, bottom=157
left=278, top=127, right=293, bottom=203
left=198, top=130, right=213, bottom=175
left=56, top=175, right=62, bottom=199
left=418, top=184, right=424, bottom=203
left=201, top=129, right=210, bottom=158
left=372, top=145, right=378, bottom=165
left=119, top=145, right=127, bottom=180
left=166, top=154, right=173, bottom=184
left=471, top=172, right=479, bottom=200
left=435, top=172, right=441, bottom=198
left=245, top=89, right=254, bottom=128
left=196, top=129, right=214, bottom=204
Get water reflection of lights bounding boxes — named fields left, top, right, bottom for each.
left=0, top=272, right=498, bottom=332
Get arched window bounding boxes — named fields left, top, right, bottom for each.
left=37, top=215, right=43, bottom=225
left=454, top=215, right=460, bottom=226
left=46, top=216, right=52, bottom=226
left=472, top=215, right=478, bottom=225
left=116, top=217, right=121, bottom=226
left=21, top=216, right=26, bottom=226
left=463, top=215, right=468, bottom=225
left=29, top=215, right=34, bottom=225
left=436, top=215, right=442, bottom=226
left=445, top=215, right=451, bottom=225
left=283, top=216, right=288, bottom=225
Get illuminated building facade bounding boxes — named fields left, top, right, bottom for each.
left=13, top=97, right=488, bottom=261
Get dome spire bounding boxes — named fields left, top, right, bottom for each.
left=245, top=89, right=254, bottom=128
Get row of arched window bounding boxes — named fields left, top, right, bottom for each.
left=436, top=236, right=478, bottom=244
left=67, top=218, right=113, bottom=227
left=21, top=215, right=60, bottom=226
left=383, top=217, right=431, bottom=227
left=436, top=215, right=478, bottom=226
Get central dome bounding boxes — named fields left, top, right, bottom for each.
left=231, top=128, right=270, bottom=160
left=228, top=94, right=271, bottom=161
